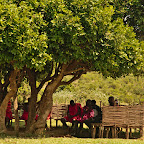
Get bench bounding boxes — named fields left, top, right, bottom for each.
left=91, top=104, right=144, bottom=139
left=11, top=103, right=68, bottom=128
left=49, top=104, right=68, bottom=128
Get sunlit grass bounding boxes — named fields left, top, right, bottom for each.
left=3, top=119, right=143, bottom=144
left=0, top=137, right=144, bottom=144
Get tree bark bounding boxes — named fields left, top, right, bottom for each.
left=27, top=64, right=67, bottom=134
left=26, top=69, right=38, bottom=130
left=27, top=84, right=53, bottom=134
left=0, top=69, right=19, bottom=133
left=14, top=96, right=19, bottom=134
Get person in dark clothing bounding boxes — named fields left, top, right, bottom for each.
left=108, top=96, right=115, bottom=106
left=91, top=100, right=102, bottom=123
left=83, top=100, right=102, bottom=128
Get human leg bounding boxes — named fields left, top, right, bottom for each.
left=61, top=118, right=68, bottom=127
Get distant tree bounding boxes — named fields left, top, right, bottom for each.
left=0, top=0, right=143, bottom=134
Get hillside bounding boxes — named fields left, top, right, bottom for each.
left=53, top=72, right=144, bottom=106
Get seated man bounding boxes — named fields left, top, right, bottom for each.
left=91, top=100, right=102, bottom=123
left=81, top=99, right=95, bottom=129
left=20, top=98, right=38, bottom=126
left=108, top=96, right=115, bottom=106
left=20, top=100, right=29, bottom=125
left=61, top=100, right=82, bottom=128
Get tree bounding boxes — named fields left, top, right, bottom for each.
left=0, top=0, right=143, bottom=134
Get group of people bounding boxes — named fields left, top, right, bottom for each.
left=61, top=99, right=102, bottom=135
left=5, top=98, right=39, bottom=126
left=5, top=96, right=118, bottom=131
left=61, top=96, right=119, bottom=135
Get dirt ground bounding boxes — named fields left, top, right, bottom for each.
left=6, top=125, right=89, bottom=138
left=6, top=125, right=142, bottom=139
left=44, top=126, right=91, bottom=138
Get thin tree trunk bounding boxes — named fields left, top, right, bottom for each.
left=26, top=89, right=38, bottom=130
left=26, top=69, right=38, bottom=130
left=14, top=96, right=19, bottom=134
left=0, top=69, right=19, bottom=133
left=27, top=84, right=53, bottom=134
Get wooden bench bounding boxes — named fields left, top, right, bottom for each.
left=91, top=104, right=144, bottom=139
left=11, top=103, right=68, bottom=128
left=49, top=104, right=68, bottom=128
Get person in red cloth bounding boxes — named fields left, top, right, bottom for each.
left=61, top=100, right=82, bottom=128
left=20, top=98, right=38, bottom=126
left=81, top=100, right=94, bottom=122
left=78, top=99, right=94, bottom=131
left=20, top=99, right=29, bottom=125
left=5, top=100, right=13, bottom=126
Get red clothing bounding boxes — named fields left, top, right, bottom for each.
left=64, top=103, right=82, bottom=122
left=6, top=101, right=13, bottom=120
left=20, top=110, right=28, bottom=121
left=80, top=106, right=94, bottom=122
left=47, top=113, right=51, bottom=120
left=21, top=110, right=39, bottom=125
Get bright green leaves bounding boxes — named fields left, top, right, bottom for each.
left=45, top=0, right=117, bottom=63
left=0, top=0, right=143, bottom=76
left=0, top=0, right=51, bottom=71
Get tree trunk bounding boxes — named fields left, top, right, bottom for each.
left=14, top=96, right=19, bottom=134
left=26, top=64, right=67, bottom=134
left=26, top=89, right=38, bottom=130
left=0, top=91, right=4, bottom=105
left=27, top=84, right=53, bottom=134
left=0, top=69, right=19, bottom=133
left=27, top=64, right=67, bottom=134
left=26, top=69, right=38, bottom=130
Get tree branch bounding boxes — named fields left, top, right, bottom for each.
left=37, top=63, right=54, bottom=92
left=64, top=67, right=87, bottom=75
left=60, top=71, right=85, bottom=85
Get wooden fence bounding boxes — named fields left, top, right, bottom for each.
left=91, top=104, right=144, bottom=139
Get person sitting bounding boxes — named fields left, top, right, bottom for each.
left=61, top=100, right=82, bottom=128
left=89, top=100, right=102, bottom=138
left=20, top=98, right=30, bottom=125
left=91, top=100, right=102, bottom=123
left=108, top=96, right=115, bottom=106
left=115, top=99, right=119, bottom=106
left=5, top=100, right=13, bottom=127
left=20, top=98, right=39, bottom=125
left=108, top=96, right=120, bottom=137
left=80, top=99, right=94, bottom=129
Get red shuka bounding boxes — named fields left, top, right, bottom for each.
left=64, top=103, right=82, bottom=122
left=6, top=101, right=13, bottom=120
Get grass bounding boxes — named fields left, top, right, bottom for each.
left=3, top=119, right=143, bottom=144
left=0, top=137, right=144, bottom=144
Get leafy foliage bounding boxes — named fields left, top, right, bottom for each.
left=0, top=0, right=50, bottom=70
left=0, top=0, right=143, bottom=76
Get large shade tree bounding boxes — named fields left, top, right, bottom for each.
left=0, top=0, right=143, bottom=134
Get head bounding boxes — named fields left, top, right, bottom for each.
left=70, top=100, right=75, bottom=106
left=108, top=96, right=115, bottom=106
left=91, top=100, right=96, bottom=106
left=86, top=99, right=91, bottom=107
